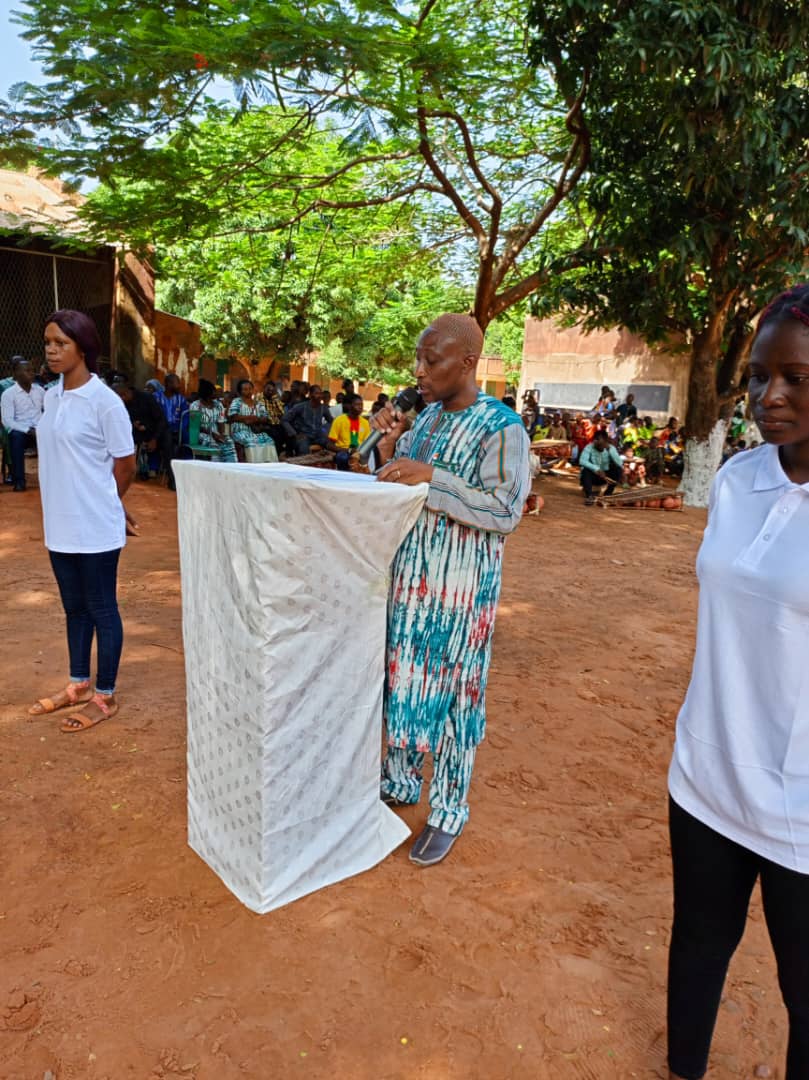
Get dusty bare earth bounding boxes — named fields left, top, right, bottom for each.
left=0, top=467, right=789, bottom=1080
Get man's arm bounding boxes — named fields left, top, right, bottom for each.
left=579, top=443, right=596, bottom=472
left=424, top=422, right=530, bottom=534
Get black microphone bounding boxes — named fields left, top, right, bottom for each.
left=358, top=386, right=421, bottom=462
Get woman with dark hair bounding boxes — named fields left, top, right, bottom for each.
left=666, top=284, right=809, bottom=1080
left=227, top=378, right=277, bottom=462
left=27, top=310, right=136, bottom=732
left=189, top=378, right=237, bottom=462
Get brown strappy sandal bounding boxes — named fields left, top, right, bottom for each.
left=61, top=693, right=119, bottom=733
left=28, top=682, right=92, bottom=716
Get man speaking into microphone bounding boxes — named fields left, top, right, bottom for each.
left=374, top=313, right=530, bottom=866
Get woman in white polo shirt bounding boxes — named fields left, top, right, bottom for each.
left=667, top=286, right=809, bottom=1080
left=28, top=310, right=136, bottom=732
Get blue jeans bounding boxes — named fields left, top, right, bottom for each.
left=8, top=429, right=35, bottom=487
left=49, top=549, right=123, bottom=694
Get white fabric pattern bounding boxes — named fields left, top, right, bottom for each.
left=173, top=462, right=428, bottom=912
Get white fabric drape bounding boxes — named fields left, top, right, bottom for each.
left=174, top=462, right=427, bottom=912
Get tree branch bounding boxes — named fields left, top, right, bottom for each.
left=489, top=78, right=590, bottom=295
left=416, top=101, right=486, bottom=242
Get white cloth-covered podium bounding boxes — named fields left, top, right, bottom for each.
left=173, top=461, right=427, bottom=913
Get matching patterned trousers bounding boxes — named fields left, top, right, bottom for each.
left=380, top=724, right=477, bottom=836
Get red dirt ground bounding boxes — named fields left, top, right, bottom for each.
left=0, top=469, right=789, bottom=1079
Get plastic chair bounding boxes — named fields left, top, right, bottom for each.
left=186, top=410, right=221, bottom=460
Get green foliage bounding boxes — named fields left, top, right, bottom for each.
left=528, top=0, right=809, bottom=430
left=5, top=0, right=588, bottom=328
left=129, top=108, right=467, bottom=377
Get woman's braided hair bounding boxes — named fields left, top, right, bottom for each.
left=756, top=284, right=809, bottom=337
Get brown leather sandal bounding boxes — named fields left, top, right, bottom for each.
left=28, top=682, right=92, bottom=716
left=61, top=693, right=119, bottom=733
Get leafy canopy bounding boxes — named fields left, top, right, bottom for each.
left=528, top=0, right=809, bottom=390
left=4, top=0, right=589, bottom=328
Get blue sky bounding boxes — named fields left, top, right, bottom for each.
left=1, top=0, right=42, bottom=96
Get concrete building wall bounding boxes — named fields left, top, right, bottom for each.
left=520, top=317, right=689, bottom=421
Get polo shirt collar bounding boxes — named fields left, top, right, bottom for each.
left=753, top=443, right=807, bottom=492
left=55, top=373, right=99, bottom=399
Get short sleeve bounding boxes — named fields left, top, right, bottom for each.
left=100, top=395, right=135, bottom=459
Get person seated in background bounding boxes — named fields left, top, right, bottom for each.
left=35, top=358, right=58, bottom=390
left=189, top=379, right=237, bottom=462
left=664, top=428, right=685, bottom=477
left=641, top=435, right=664, bottom=483
left=637, top=415, right=656, bottom=441
left=621, top=443, right=647, bottom=487
left=548, top=413, right=568, bottom=440
left=257, top=379, right=295, bottom=457
left=502, top=394, right=517, bottom=410
left=616, top=392, right=637, bottom=424
left=570, top=413, right=593, bottom=463
left=532, top=413, right=550, bottom=440
left=113, top=377, right=174, bottom=486
left=149, top=373, right=189, bottom=447
left=228, top=379, right=278, bottom=461
left=286, top=384, right=333, bottom=455
left=328, top=393, right=371, bottom=469
left=621, top=415, right=642, bottom=447
left=521, top=391, right=540, bottom=438
left=579, top=429, right=623, bottom=505
left=592, top=385, right=615, bottom=416
left=1, top=357, right=45, bottom=491
left=657, top=415, right=679, bottom=443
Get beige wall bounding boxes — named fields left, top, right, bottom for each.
left=520, top=317, right=689, bottom=421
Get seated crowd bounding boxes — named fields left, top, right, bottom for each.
left=507, top=385, right=753, bottom=506
left=0, top=360, right=393, bottom=491
left=1, top=358, right=752, bottom=504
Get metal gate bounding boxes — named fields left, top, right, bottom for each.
left=0, top=244, right=113, bottom=378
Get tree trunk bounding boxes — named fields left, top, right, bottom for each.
left=682, top=420, right=728, bottom=507
left=681, top=329, right=725, bottom=508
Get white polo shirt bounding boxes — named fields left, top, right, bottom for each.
left=37, top=375, right=135, bottom=554
left=669, top=443, right=809, bottom=872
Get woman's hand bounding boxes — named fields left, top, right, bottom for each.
left=376, top=459, right=433, bottom=486
left=125, top=510, right=140, bottom=536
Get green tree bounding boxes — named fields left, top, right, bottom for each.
left=85, top=107, right=467, bottom=376
left=5, top=0, right=590, bottom=331
left=529, top=0, right=809, bottom=504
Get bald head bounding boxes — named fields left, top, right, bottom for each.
left=415, top=313, right=484, bottom=410
left=425, top=313, right=484, bottom=358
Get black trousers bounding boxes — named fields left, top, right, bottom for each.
left=580, top=461, right=622, bottom=497
left=668, top=797, right=809, bottom=1079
